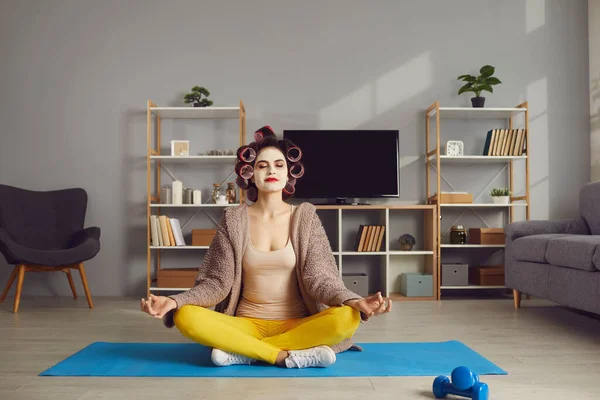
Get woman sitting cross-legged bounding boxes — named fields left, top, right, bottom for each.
left=141, top=125, right=392, bottom=368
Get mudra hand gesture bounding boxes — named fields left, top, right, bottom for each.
left=141, top=294, right=177, bottom=318
left=345, top=291, right=392, bottom=319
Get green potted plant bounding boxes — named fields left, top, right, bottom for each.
left=184, top=86, right=214, bottom=107
left=490, top=188, right=510, bottom=204
left=457, top=65, right=502, bottom=108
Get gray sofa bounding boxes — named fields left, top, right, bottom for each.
left=505, top=181, right=600, bottom=314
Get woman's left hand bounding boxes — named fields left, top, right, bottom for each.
left=345, top=291, right=392, bottom=318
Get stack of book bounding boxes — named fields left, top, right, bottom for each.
left=149, top=215, right=186, bottom=246
left=354, top=225, right=386, bottom=252
left=483, top=128, right=527, bottom=156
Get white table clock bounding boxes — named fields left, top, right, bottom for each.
left=445, top=140, right=464, bottom=156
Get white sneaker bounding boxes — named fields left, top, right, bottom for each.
left=211, top=348, right=256, bottom=367
left=284, top=345, right=336, bottom=368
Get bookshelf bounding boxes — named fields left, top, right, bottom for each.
left=314, top=204, right=438, bottom=301
left=145, top=100, right=246, bottom=297
left=425, top=101, right=530, bottom=298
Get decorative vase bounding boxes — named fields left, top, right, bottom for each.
left=400, top=243, right=414, bottom=251
left=492, top=196, right=509, bottom=204
left=471, top=96, right=485, bottom=108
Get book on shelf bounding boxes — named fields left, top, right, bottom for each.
left=355, top=225, right=385, bottom=252
left=150, top=215, right=186, bottom=246
left=482, top=128, right=527, bottom=156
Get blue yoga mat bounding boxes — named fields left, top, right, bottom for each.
left=39, top=340, right=506, bottom=377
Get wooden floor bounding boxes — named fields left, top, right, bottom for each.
left=1, top=296, right=599, bottom=399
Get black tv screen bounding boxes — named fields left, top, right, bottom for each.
left=282, top=130, right=400, bottom=200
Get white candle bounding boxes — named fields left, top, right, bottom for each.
left=172, top=180, right=183, bottom=204
left=193, top=189, right=202, bottom=204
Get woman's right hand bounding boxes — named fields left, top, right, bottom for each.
left=141, top=294, right=177, bottom=318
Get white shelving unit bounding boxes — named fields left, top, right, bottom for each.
left=425, top=101, right=530, bottom=297
left=145, top=100, right=246, bottom=297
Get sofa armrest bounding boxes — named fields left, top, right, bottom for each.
left=505, top=217, right=590, bottom=240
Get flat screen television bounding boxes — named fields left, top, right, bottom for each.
left=282, top=129, right=400, bottom=203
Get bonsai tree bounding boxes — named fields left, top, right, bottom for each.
left=457, top=65, right=502, bottom=108
left=184, top=86, right=213, bottom=107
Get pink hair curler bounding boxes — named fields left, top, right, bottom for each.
left=236, top=176, right=250, bottom=189
left=283, top=181, right=296, bottom=195
left=235, top=163, right=254, bottom=179
left=246, top=186, right=258, bottom=202
left=237, top=146, right=256, bottom=163
left=286, top=146, right=302, bottom=162
left=289, top=162, right=304, bottom=179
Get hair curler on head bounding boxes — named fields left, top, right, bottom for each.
left=235, top=176, right=250, bottom=189
left=246, top=186, right=258, bottom=202
left=254, top=125, right=276, bottom=143
left=235, top=162, right=254, bottom=179
left=283, top=181, right=296, bottom=195
left=289, top=162, right=304, bottom=179
left=237, top=146, right=256, bottom=163
left=286, top=145, right=302, bottom=162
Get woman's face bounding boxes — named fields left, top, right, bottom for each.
left=252, top=147, right=288, bottom=193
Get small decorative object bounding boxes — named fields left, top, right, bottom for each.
left=433, top=366, right=489, bottom=400
left=171, top=140, right=189, bottom=156
left=216, top=194, right=228, bottom=205
left=172, top=180, right=183, bottom=204
left=161, top=186, right=172, bottom=204
left=184, top=188, right=194, bottom=204
left=192, top=189, right=202, bottom=204
left=457, top=64, right=502, bottom=108
left=211, top=183, right=221, bottom=203
left=445, top=140, right=464, bottom=156
left=184, top=86, right=213, bottom=107
left=450, top=225, right=467, bottom=244
left=490, top=188, right=510, bottom=204
left=398, top=234, right=416, bottom=251
left=226, top=182, right=237, bottom=204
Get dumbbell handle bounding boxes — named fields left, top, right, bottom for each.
left=442, top=382, right=489, bottom=400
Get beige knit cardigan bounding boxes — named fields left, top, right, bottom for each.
left=162, top=202, right=364, bottom=354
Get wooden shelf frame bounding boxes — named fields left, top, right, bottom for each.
left=425, top=101, right=530, bottom=299
left=145, top=100, right=246, bottom=297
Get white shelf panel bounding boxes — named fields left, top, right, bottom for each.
left=388, top=250, right=435, bottom=255
left=150, top=155, right=236, bottom=162
left=429, top=107, right=526, bottom=119
left=150, top=246, right=209, bottom=249
left=433, top=155, right=526, bottom=163
left=441, top=285, right=506, bottom=289
left=341, top=251, right=386, bottom=256
left=441, top=203, right=527, bottom=207
left=149, top=106, right=240, bottom=119
left=150, top=203, right=239, bottom=208
left=441, top=244, right=505, bottom=248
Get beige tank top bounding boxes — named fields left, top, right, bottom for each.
left=235, top=206, right=309, bottom=320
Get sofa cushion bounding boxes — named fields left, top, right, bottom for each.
left=580, top=182, right=600, bottom=235
left=512, top=234, right=573, bottom=263
left=545, top=235, right=600, bottom=272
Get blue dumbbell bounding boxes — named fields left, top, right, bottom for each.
left=432, top=366, right=489, bottom=400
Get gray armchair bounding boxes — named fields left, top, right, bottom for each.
left=0, top=184, right=100, bottom=312
left=505, top=181, right=600, bottom=314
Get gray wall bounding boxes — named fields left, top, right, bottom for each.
left=0, top=0, right=590, bottom=297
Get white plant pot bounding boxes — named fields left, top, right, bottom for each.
left=492, top=196, right=509, bottom=204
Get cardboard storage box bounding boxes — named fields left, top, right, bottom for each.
left=157, top=268, right=197, bottom=288
left=441, top=263, right=469, bottom=286
left=399, top=273, right=433, bottom=297
left=342, top=273, right=368, bottom=297
left=469, top=265, right=505, bottom=286
left=427, top=192, right=473, bottom=204
left=468, top=228, right=504, bottom=245
left=192, top=229, right=217, bottom=246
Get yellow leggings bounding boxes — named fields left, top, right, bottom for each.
left=173, top=305, right=361, bottom=365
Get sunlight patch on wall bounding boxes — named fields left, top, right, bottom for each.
left=526, top=0, right=545, bottom=34
left=318, top=52, right=432, bottom=129
left=526, top=77, right=549, bottom=219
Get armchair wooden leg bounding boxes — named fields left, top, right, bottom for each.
left=77, top=263, right=93, bottom=309
left=13, top=264, right=26, bottom=313
left=513, top=289, right=522, bottom=309
left=66, top=270, right=77, bottom=299
left=0, top=265, right=19, bottom=303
